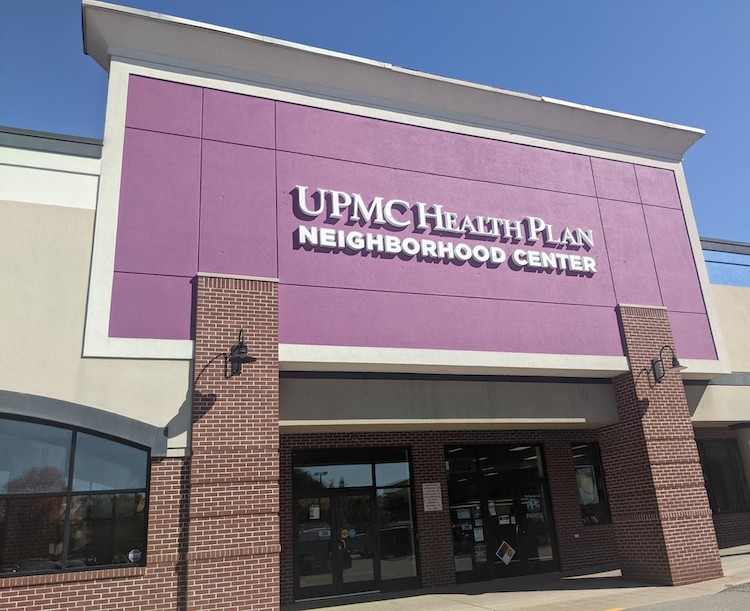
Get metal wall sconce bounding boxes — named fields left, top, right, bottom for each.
left=227, top=329, right=257, bottom=376
left=651, top=345, right=687, bottom=384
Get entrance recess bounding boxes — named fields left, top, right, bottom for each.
left=447, top=445, right=557, bottom=581
left=293, top=449, right=419, bottom=600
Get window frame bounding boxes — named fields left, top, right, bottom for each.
left=570, top=442, right=611, bottom=526
left=697, top=438, right=750, bottom=515
left=0, top=415, right=150, bottom=577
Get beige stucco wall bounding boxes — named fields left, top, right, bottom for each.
left=689, top=384, right=750, bottom=426
left=690, top=283, right=750, bottom=425
left=711, top=284, right=750, bottom=372
left=0, top=197, right=191, bottom=453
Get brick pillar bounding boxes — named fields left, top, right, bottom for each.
left=190, top=275, right=280, bottom=609
left=412, top=438, right=455, bottom=587
left=147, top=457, right=190, bottom=610
left=600, top=305, right=722, bottom=585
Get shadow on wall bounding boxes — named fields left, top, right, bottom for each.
left=163, top=377, right=218, bottom=611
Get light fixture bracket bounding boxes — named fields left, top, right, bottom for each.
left=651, top=345, right=686, bottom=384
left=227, top=329, right=257, bottom=376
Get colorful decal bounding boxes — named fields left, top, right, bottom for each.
left=496, top=541, right=516, bottom=565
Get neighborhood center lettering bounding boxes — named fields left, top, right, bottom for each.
left=292, top=185, right=597, bottom=275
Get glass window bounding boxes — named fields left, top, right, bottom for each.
left=73, top=434, right=148, bottom=491
left=293, top=464, right=372, bottom=489
left=0, top=497, right=66, bottom=574
left=0, top=419, right=71, bottom=494
left=571, top=443, right=611, bottom=525
left=68, top=494, right=147, bottom=567
left=0, top=418, right=149, bottom=577
left=698, top=440, right=750, bottom=514
left=375, top=462, right=410, bottom=487
left=377, top=488, right=416, bottom=580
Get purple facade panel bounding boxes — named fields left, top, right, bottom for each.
left=669, top=311, right=718, bottom=360
left=591, top=158, right=640, bottom=203
left=106, top=78, right=717, bottom=363
left=644, top=205, right=706, bottom=314
left=199, top=141, right=277, bottom=278
left=598, top=199, right=662, bottom=306
left=278, top=285, right=623, bottom=356
left=635, top=165, right=682, bottom=209
left=109, top=272, right=193, bottom=340
left=202, top=88, right=275, bottom=148
left=125, top=76, right=202, bottom=137
left=276, top=151, right=613, bottom=307
left=114, top=128, right=201, bottom=277
left=275, top=102, right=597, bottom=196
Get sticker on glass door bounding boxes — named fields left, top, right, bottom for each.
left=496, top=541, right=516, bottom=565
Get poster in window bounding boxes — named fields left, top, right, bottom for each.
left=576, top=465, right=599, bottom=505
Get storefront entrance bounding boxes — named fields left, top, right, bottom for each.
left=447, top=445, right=558, bottom=582
left=292, top=449, right=419, bottom=600
left=295, top=490, right=377, bottom=597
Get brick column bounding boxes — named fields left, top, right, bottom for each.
left=412, top=438, right=455, bottom=587
left=190, top=275, right=280, bottom=609
left=600, top=305, right=722, bottom=585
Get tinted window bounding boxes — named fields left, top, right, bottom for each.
left=571, top=443, right=611, bottom=525
left=698, top=440, right=750, bottom=514
left=0, top=418, right=149, bottom=577
left=73, top=434, right=148, bottom=491
left=0, top=420, right=71, bottom=494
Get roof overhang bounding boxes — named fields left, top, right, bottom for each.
left=82, top=0, right=703, bottom=161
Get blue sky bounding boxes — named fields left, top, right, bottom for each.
left=1, top=1, right=748, bottom=243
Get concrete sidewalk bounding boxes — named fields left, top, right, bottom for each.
left=285, top=545, right=750, bottom=610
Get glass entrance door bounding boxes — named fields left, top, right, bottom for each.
left=337, top=491, right=377, bottom=593
left=447, top=445, right=558, bottom=582
left=485, top=482, right=556, bottom=577
left=292, top=448, right=418, bottom=600
left=295, top=490, right=377, bottom=599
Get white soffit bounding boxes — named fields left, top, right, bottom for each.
left=82, top=0, right=704, bottom=161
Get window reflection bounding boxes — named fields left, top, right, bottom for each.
left=293, top=464, right=372, bottom=489
left=293, top=448, right=417, bottom=593
left=296, top=497, right=333, bottom=588
left=571, top=443, right=611, bottom=525
left=0, top=497, right=66, bottom=574
left=375, top=462, right=410, bottom=487
left=0, top=420, right=71, bottom=494
left=698, top=440, right=750, bottom=514
left=73, top=434, right=148, bottom=491
left=68, top=494, right=146, bottom=567
left=0, top=418, right=149, bottom=577
left=377, top=488, right=417, bottom=580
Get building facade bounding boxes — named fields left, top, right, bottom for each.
left=2, top=2, right=750, bottom=609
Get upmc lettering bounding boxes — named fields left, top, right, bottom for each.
left=291, top=185, right=597, bottom=275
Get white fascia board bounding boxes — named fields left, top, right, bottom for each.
left=279, top=345, right=728, bottom=379
left=680, top=359, right=732, bottom=379
left=279, top=344, right=629, bottom=378
left=279, top=418, right=595, bottom=433
left=82, top=0, right=704, bottom=161
left=0, top=147, right=101, bottom=175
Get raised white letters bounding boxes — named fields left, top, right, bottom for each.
left=292, top=184, right=597, bottom=275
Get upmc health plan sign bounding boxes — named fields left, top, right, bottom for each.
left=105, top=76, right=718, bottom=365
left=292, top=185, right=598, bottom=275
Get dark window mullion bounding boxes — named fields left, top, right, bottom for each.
left=60, top=430, right=78, bottom=571
left=70, top=487, right=146, bottom=497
